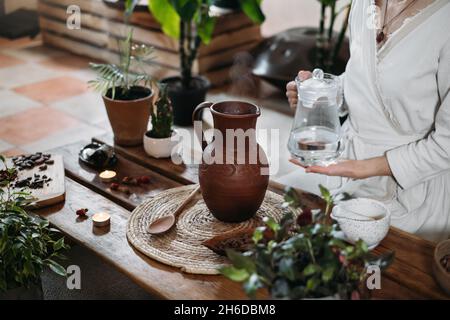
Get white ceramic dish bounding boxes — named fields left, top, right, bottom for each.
left=143, top=130, right=182, bottom=159
left=331, top=198, right=391, bottom=249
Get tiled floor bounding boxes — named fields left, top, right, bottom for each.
left=0, top=35, right=296, bottom=179
left=0, top=37, right=108, bottom=156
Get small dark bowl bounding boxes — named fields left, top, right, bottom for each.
left=79, top=142, right=118, bottom=170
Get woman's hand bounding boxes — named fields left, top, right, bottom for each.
left=289, top=156, right=392, bottom=179
left=286, top=70, right=312, bottom=110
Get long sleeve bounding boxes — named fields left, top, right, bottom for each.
left=386, top=38, right=450, bottom=189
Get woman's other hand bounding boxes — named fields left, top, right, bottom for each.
left=289, top=156, right=392, bottom=179
left=286, top=70, right=312, bottom=110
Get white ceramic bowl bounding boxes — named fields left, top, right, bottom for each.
left=331, top=198, right=390, bottom=249
left=143, top=130, right=182, bottom=159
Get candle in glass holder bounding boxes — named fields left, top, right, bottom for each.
left=92, top=212, right=111, bottom=227
left=99, top=170, right=116, bottom=182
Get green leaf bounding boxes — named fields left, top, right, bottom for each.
left=238, top=0, right=265, bottom=24
left=220, top=266, right=249, bottom=282
left=47, top=260, right=66, bottom=277
left=271, top=278, right=290, bottom=298
left=169, top=0, right=198, bottom=21
left=197, top=14, right=215, bottom=44
left=303, top=263, right=321, bottom=276
left=283, top=187, right=301, bottom=208
left=319, top=184, right=331, bottom=202
left=148, top=0, right=180, bottom=39
left=322, top=265, right=335, bottom=282
left=124, top=0, right=140, bottom=19
left=243, top=273, right=262, bottom=298
left=252, top=226, right=264, bottom=244
left=328, top=238, right=347, bottom=249
left=225, top=249, right=256, bottom=272
left=306, top=277, right=320, bottom=291
left=263, top=216, right=280, bottom=233
left=53, top=238, right=65, bottom=251
left=279, top=257, right=295, bottom=281
left=356, top=239, right=369, bottom=254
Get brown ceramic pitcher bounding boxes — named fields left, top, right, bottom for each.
left=193, top=101, right=269, bottom=223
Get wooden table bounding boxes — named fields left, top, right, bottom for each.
left=32, top=137, right=448, bottom=300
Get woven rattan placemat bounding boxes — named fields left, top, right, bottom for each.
left=127, top=185, right=286, bottom=275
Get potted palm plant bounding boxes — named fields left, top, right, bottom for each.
left=143, top=84, right=181, bottom=158
left=89, top=28, right=155, bottom=146
left=0, top=156, right=68, bottom=300
left=147, top=0, right=265, bottom=126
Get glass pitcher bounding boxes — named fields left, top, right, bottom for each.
left=287, top=68, right=343, bottom=166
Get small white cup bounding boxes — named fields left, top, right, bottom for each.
left=331, top=198, right=391, bottom=249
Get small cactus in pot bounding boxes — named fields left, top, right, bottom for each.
left=148, top=84, right=173, bottom=139
left=144, top=84, right=181, bottom=158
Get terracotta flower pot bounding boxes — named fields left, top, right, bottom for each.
left=102, top=86, right=153, bottom=146
left=193, top=101, right=269, bottom=223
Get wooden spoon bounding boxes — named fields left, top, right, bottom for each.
left=147, top=185, right=201, bottom=235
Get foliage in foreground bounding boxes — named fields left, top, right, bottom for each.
left=0, top=155, right=68, bottom=292
left=221, top=185, right=394, bottom=299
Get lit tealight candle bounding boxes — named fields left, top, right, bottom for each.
left=99, top=170, right=117, bottom=182
left=92, top=212, right=111, bottom=227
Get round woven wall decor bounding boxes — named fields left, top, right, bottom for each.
left=127, top=184, right=287, bottom=275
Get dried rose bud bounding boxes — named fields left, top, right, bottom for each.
left=76, top=208, right=88, bottom=216
left=297, top=208, right=313, bottom=226
left=137, top=175, right=151, bottom=184
left=339, top=254, right=348, bottom=266
left=110, top=182, right=120, bottom=191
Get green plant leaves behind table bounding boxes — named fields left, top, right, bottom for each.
left=238, top=0, right=265, bottom=24
left=148, top=0, right=215, bottom=43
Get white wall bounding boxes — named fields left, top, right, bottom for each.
left=261, top=0, right=349, bottom=36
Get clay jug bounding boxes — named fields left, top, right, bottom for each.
left=193, top=101, right=269, bottom=223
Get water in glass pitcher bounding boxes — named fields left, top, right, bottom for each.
left=288, top=126, right=341, bottom=166
left=287, top=68, right=343, bottom=166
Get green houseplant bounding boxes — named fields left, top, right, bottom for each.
left=143, top=84, right=180, bottom=158
left=220, top=186, right=394, bottom=299
left=147, top=0, right=265, bottom=126
left=89, top=5, right=156, bottom=146
left=316, top=0, right=352, bottom=73
left=0, top=155, right=68, bottom=299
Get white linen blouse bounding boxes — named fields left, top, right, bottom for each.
left=334, top=0, right=450, bottom=242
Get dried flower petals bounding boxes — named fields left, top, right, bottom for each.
left=137, top=175, right=151, bottom=184
left=76, top=208, right=89, bottom=216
